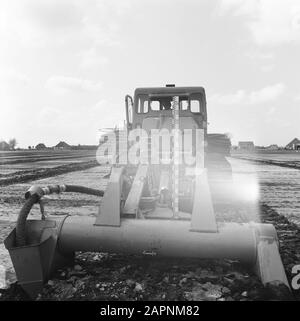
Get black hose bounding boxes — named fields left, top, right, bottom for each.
left=16, top=194, right=39, bottom=247
left=65, top=185, right=104, bottom=197
left=16, top=185, right=105, bottom=247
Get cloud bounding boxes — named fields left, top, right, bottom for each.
left=0, top=0, right=83, bottom=46
left=209, top=83, right=286, bottom=105
left=0, top=70, right=30, bottom=86
left=210, top=90, right=246, bottom=105
left=218, top=0, right=300, bottom=45
left=45, top=75, right=102, bottom=94
left=266, top=106, right=276, bottom=116
left=37, top=107, right=61, bottom=127
left=91, top=99, right=125, bottom=129
left=245, top=50, right=274, bottom=72
left=25, top=0, right=83, bottom=31
left=249, top=83, right=285, bottom=104
left=218, top=0, right=258, bottom=16
left=79, top=48, right=109, bottom=70
left=245, top=50, right=273, bottom=60
left=0, top=0, right=134, bottom=47
left=260, top=64, right=274, bottom=72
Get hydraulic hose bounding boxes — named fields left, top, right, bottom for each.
left=65, top=185, right=104, bottom=197
left=16, top=184, right=105, bottom=247
left=16, top=194, right=39, bottom=247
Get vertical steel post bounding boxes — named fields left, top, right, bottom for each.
left=172, top=96, right=180, bottom=218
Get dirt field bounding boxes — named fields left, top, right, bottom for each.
left=229, top=155, right=300, bottom=226
left=0, top=150, right=299, bottom=301
left=0, top=150, right=100, bottom=186
left=232, top=150, right=300, bottom=170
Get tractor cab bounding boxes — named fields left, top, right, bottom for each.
left=125, top=85, right=208, bottom=134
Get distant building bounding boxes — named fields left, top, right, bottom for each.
left=238, top=141, right=255, bottom=150
left=36, top=143, right=47, bottom=150
left=71, top=144, right=98, bottom=150
left=266, top=144, right=279, bottom=150
left=285, top=138, right=300, bottom=150
left=0, top=141, right=10, bottom=151
left=54, top=141, right=71, bottom=150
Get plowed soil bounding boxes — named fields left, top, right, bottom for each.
left=0, top=150, right=299, bottom=301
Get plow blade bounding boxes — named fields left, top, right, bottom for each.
left=256, top=238, right=289, bottom=288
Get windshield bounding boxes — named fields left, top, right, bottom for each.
left=136, top=94, right=203, bottom=113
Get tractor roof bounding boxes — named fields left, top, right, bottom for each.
left=134, top=86, right=206, bottom=96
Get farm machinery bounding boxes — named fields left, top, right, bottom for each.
left=5, top=85, right=290, bottom=298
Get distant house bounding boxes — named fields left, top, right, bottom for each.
left=0, top=141, right=10, bottom=151
left=71, top=144, right=98, bottom=150
left=54, top=141, right=71, bottom=150
left=286, top=138, right=300, bottom=150
left=238, top=141, right=255, bottom=150
left=266, top=144, right=279, bottom=150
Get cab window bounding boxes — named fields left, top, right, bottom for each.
left=137, top=96, right=149, bottom=113
left=190, top=100, right=200, bottom=113
left=180, top=99, right=189, bottom=110
left=189, top=93, right=203, bottom=113
left=151, top=100, right=160, bottom=110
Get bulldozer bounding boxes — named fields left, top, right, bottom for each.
left=5, top=85, right=290, bottom=298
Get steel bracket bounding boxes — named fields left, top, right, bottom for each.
left=190, top=168, right=218, bottom=233
left=95, top=166, right=125, bottom=226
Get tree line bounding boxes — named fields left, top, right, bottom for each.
left=0, top=138, right=17, bottom=151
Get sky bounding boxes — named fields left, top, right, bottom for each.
left=0, top=0, right=299, bottom=148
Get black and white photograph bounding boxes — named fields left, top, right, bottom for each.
left=0, top=0, right=300, bottom=308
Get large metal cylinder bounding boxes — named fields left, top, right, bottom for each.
left=58, top=217, right=259, bottom=264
